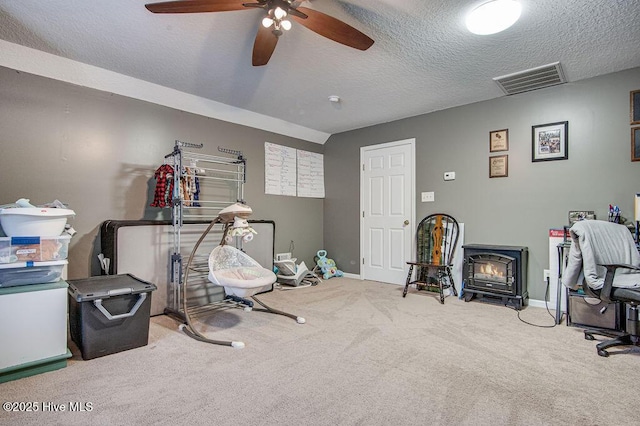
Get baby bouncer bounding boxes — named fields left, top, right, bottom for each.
left=179, top=202, right=305, bottom=348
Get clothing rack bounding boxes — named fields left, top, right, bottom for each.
left=163, top=140, right=246, bottom=316
left=159, top=140, right=303, bottom=348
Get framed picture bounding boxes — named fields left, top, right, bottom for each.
left=489, top=129, right=509, bottom=152
left=489, top=155, right=508, bottom=178
left=631, top=90, right=640, bottom=125
left=632, top=127, right=640, bottom=162
left=532, top=121, right=568, bottom=162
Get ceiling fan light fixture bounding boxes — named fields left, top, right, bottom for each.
left=145, top=0, right=375, bottom=66
left=274, top=7, right=287, bottom=20
left=466, top=0, right=522, bottom=35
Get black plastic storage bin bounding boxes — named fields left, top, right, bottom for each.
left=68, top=274, right=157, bottom=360
left=567, top=289, right=623, bottom=331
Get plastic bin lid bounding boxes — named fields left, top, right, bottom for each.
left=67, top=273, right=157, bottom=302
left=0, top=235, right=72, bottom=241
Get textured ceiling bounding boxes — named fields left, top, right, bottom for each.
left=0, top=0, right=639, bottom=139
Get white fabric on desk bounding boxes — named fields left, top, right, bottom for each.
left=562, top=220, right=640, bottom=290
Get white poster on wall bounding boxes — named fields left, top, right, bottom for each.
left=297, top=149, right=325, bottom=198
left=264, top=142, right=297, bottom=196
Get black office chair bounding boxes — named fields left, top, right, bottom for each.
left=403, top=214, right=459, bottom=304
left=563, top=220, right=640, bottom=357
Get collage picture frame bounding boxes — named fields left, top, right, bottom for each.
left=532, top=121, right=568, bottom=162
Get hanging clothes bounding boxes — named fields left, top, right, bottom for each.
left=151, top=164, right=174, bottom=208
left=182, top=167, right=194, bottom=207
left=192, top=173, right=201, bottom=207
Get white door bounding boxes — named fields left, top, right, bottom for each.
left=360, top=139, right=415, bottom=284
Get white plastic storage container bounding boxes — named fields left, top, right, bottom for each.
left=0, top=235, right=71, bottom=263
left=0, top=260, right=67, bottom=288
left=0, top=208, right=75, bottom=237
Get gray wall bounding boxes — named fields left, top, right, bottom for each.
left=324, top=67, right=640, bottom=301
left=0, top=66, right=323, bottom=279
left=3, top=63, right=639, bottom=302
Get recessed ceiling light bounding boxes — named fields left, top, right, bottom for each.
left=466, top=0, right=522, bottom=35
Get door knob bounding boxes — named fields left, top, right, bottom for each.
left=404, top=220, right=410, bottom=225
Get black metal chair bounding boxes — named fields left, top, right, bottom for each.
left=403, top=214, right=459, bottom=304
left=563, top=220, right=640, bottom=357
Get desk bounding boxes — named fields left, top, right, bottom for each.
left=556, top=230, right=639, bottom=327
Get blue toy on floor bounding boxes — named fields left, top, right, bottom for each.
left=314, top=250, right=343, bottom=280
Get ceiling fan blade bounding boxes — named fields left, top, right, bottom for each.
left=252, top=25, right=279, bottom=66
left=145, top=0, right=250, bottom=13
left=291, top=6, right=374, bottom=51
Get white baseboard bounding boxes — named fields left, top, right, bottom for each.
left=342, top=272, right=361, bottom=280
left=528, top=298, right=562, bottom=311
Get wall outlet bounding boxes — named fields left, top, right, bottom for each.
left=543, top=269, right=551, bottom=281
left=421, top=191, right=435, bottom=202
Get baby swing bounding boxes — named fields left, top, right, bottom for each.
left=179, top=202, right=305, bottom=348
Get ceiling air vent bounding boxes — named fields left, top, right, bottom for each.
left=493, top=62, right=566, bottom=95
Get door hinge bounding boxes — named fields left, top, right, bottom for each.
left=362, top=211, right=364, bottom=218
left=362, top=258, right=365, bottom=265
left=362, top=164, right=365, bottom=171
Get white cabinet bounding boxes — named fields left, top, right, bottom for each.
left=0, top=281, right=70, bottom=382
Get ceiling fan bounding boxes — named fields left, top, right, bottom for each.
left=145, top=0, right=374, bottom=66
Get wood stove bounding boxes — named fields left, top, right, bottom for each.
left=462, top=244, right=528, bottom=309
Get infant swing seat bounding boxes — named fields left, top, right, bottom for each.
left=208, top=245, right=275, bottom=297
left=177, top=201, right=305, bottom=349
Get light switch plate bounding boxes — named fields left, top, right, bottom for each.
left=444, top=171, right=455, bottom=181
left=421, top=191, right=435, bottom=202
